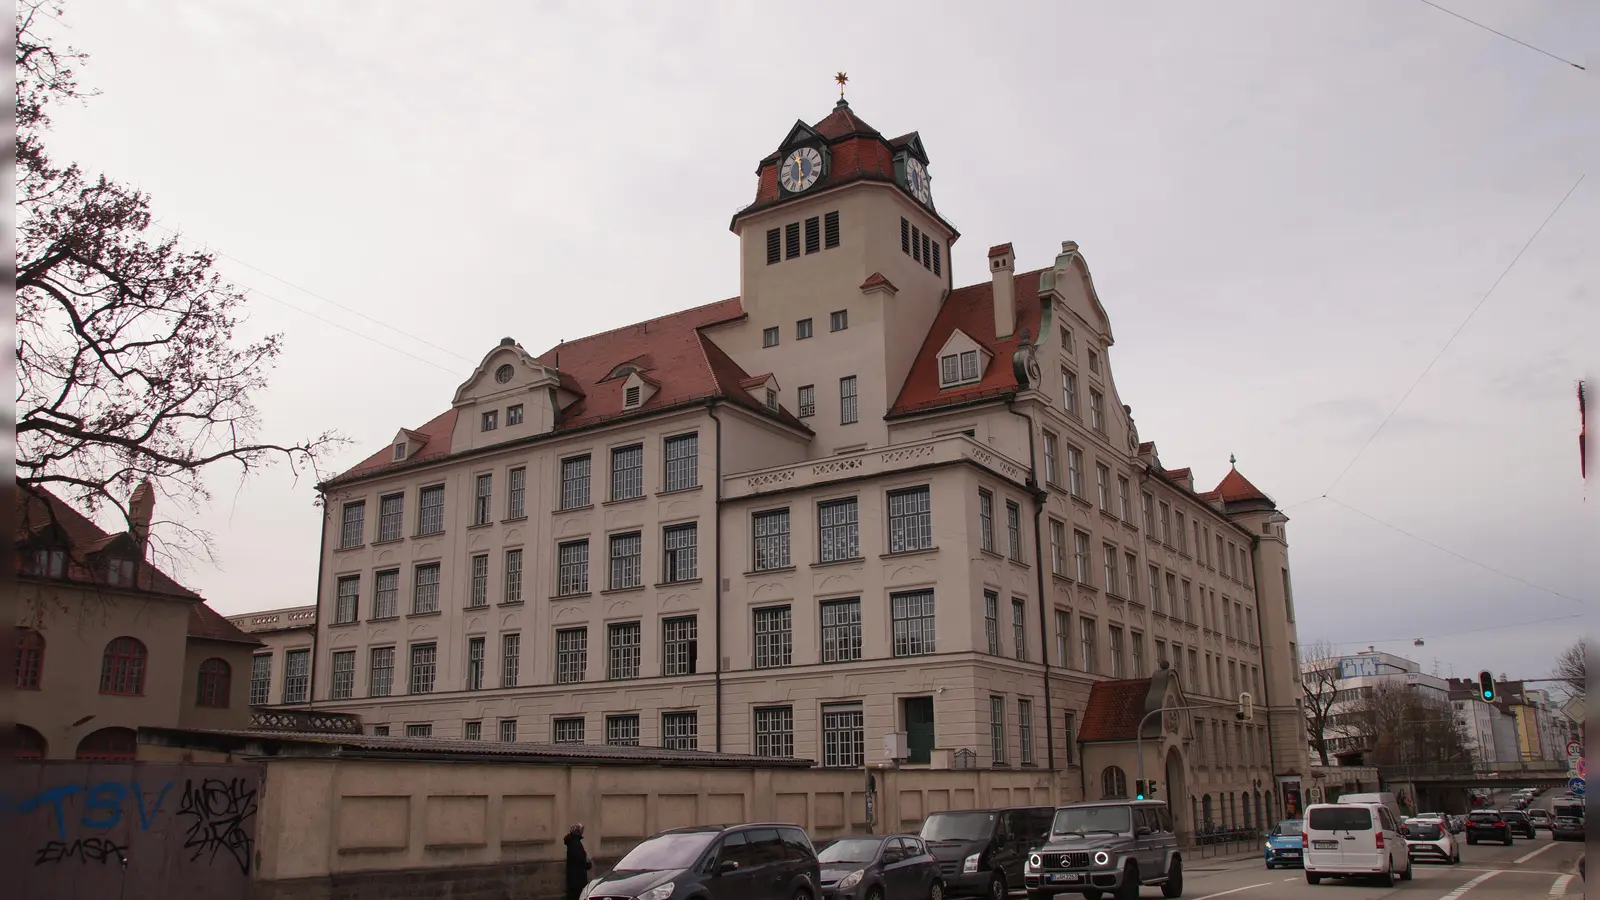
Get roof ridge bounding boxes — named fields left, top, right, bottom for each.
left=536, top=297, right=742, bottom=358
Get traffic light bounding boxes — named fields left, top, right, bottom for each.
left=1478, top=670, right=1496, bottom=702
left=1135, top=780, right=1146, bottom=800
left=1147, top=780, right=1159, bottom=799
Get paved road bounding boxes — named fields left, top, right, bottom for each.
left=1155, top=826, right=1584, bottom=899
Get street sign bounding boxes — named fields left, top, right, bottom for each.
left=1569, top=777, right=1586, bottom=797
left=1567, top=740, right=1583, bottom=758
left=1577, top=758, right=1587, bottom=779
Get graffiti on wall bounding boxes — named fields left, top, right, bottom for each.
left=176, top=777, right=257, bottom=872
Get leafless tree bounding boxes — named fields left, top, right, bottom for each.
left=15, top=1, right=342, bottom=568
left=1554, top=640, right=1585, bottom=700
left=1300, top=639, right=1346, bottom=766
left=1343, top=683, right=1473, bottom=768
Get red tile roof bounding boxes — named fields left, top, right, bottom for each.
left=889, top=269, right=1046, bottom=416
left=15, top=483, right=199, bottom=599
left=1080, top=678, right=1156, bottom=742
left=329, top=299, right=811, bottom=485
left=860, top=272, right=897, bottom=291
left=812, top=99, right=881, bottom=140
left=988, top=242, right=1014, bottom=258
left=1162, top=467, right=1191, bottom=481
left=1215, top=467, right=1271, bottom=504
left=187, top=603, right=261, bottom=646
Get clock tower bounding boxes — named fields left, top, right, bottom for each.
left=719, top=95, right=959, bottom=449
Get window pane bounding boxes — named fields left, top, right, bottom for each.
left=611, top=445, right=644, bottom=500
left=663, top=523, right=698, bottom=582
left=887, top=487, right=932, bottom=553
left=753, top=510, right=791, bottom=571
left=664, top=434, right=699, bottom=492
left=283, top=649, right=310, bottom=703
left=608, top=622, right=642, bottom=680
left=369, top=647, right=395, bottom=697
left=891, top=590, right=936, bottom=657
left=556, top=628, right=588, bottom=683
left=754, top=607, right=793, bottom=668
left=662, top=616, right=698, bottom=676
left=818, top=499, right=860, bottom=562
left=409, top=643, right=436, bottom=694
left=610, top=532, right=642, bottom=590
left=561, top=455, right=592, bottom=510
left=821, top=599, right=863, bottom=663
left=419, top=486, right=445, bottom=534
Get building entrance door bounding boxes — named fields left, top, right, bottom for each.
left=904, top=697, right=935, bottom=763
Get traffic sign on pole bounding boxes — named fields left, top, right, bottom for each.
left=1568, top=776, right=1586, bottom=797
left=1577, top=758, right=1587, bottom=780
left=1567, top=740, right=1583, bottom=758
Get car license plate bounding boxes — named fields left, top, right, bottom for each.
left=1047, top=874, right=1082, bottom=884
left=1281, top=850, right=1300, bottom=856
left=1313, top=841, right=1339, bottom=850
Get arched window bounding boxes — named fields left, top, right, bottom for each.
left=196, top=657, right=231, bottom=708
left=76, top=727, right=137, bottom=760
left=1242, top=795, right=1252, bottom=830
left=99, top=637, right=148, bottom=696
left=1100, top=765, right=1128, bottom=799
left=1254, top=790, right=1263, bottom=828
left=16, top=628, right=45, bottom=689
left=15, top=724, right=48, bottom=760
left=1201, top=794, right=1214, bottom=828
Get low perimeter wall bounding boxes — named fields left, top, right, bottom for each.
left=251, top=758, right=1065, bottom=900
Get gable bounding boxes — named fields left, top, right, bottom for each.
left=451, top=340, right=563, bottom=407
left=779, top=119, right=825, bottom=151
left=934, top=329, right=991, bottom=388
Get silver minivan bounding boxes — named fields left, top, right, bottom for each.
left=1302, top=802, right=1412, bottom=887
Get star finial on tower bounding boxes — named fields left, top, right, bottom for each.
left=835, top=71, right=849, bottom=100
left=1230, top=453, right=1237, bottom=468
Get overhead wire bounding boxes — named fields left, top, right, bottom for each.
left=1415, top=0, right=1587, bottom=71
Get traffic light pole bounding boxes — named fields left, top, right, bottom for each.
left=1135, top=698, right=1250, bottom=803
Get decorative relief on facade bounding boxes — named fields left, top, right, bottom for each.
left=418, top=542, right=438, bottom=558
left=879, top=446, right=933, bottom=464
left=330, top=631, right=356, bottom=647
left=557, top=517, right=585, bottom=536
left=505, top=527, right=523, bottom=543
left=376, top=549, right=395, bottom=564
left=747, top=469, right=796, bottom=489
left=884, top=563, right=930, bottom=584
left=812, top=458, right=864, bottom=476
left=502, top=613, right=518, bottom=628
left=371, top=628, right=391, bottom=641
left=815, top=573, right=859, bottom=594
left=409, top=622, right=434, bottom=637
left=659, top=593, right=691, bottom=610
left=467, top=616, right=483, bottom=631
left=553, top=605, right=583, bottom=622
left=985, top=565, right=1001, bottom=584
left=605, top=599, right=637, bottom=617
left=662, top=499, right=697, bottom=518
left=604, top=509, right=640, bottom=530
left=750, top=582, right=787, bottom=601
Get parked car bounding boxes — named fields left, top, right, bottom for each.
left=1464, top=810, right=1513, bottom=846
left=1022, top=799, right=1182, bottom=899
left=1263, top=819, right=1304, bottom=869
left=1552, top=816, right=1586, bottom=841
left=920, top=807, right=1055, bottom=900
left=1401, top=819, right=1459, bottom=865
left=1447, top=816, right=1466, bottom=834
left=580, top=823, right=820, bottom=900
left=816, top=835, right=943, bottom=900
left=1501, top=810, right=1536, bottom=839
left=1528, top=809, right=1552, bottom=830
left=1302, top=802, right=1411, bottom=887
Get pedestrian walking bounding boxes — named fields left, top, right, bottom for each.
left=565, top=823, right=592, bottom=900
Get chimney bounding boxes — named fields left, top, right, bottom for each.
left=129, top=480, right=155, bottom=558
left=989, top=243, right=1016, bottom=340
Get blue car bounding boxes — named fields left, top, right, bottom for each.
left=1263, top=819, right=1304, bottom=869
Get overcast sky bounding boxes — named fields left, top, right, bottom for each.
left=36, top=0, right=1598, bottom=683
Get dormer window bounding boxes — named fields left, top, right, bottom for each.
left=481, top=410, right=498, bottom=432
left=104, top=557, right=135, bottom=587
left=765, top=389, right=778, bottom=411
left=26, top=547, right=67, bottom=578
left=939, top=350, right=982, bottom=387
left=624, top=385, right=641, bottom=408
left=392, top=443, right=406, bottom=461
left=507, top=404, right=524, bottom=426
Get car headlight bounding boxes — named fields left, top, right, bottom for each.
left=837, top=870, right=864, bottom=890
left=1264, top=842, right=1272, bottom=851
left=1093, top=851, right=1110, bottom=867
left=1027, top=853, right=1041, bottom=871
left=963, top=853, right=982, bottom=873
left=638, top=882, right=675, bottom=900
left=580, top=880, right=600, bottom=900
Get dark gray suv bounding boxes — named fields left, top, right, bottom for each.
left=1023, top=800, right=1183, bottom=900
left=583, top=824, right=820, bottom=900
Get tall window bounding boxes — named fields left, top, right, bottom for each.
left=557, top=540, right=589, bottom=595
left=839, top=376, right=858, bottom=424
left=609, top=532, right=642, bottom=589
left=249, top=654, right=271, bottom=705
left=978, top=490, right=995, bottom=553
left=887, top=487, right=933, bottom=553
left=464, top=721, right=483, bottom=741
left=412, top=563, right=440, bottom=614
left=1005, top=501, right=1022, bottom=561
left=1089, top=389, right=1106, bottom=432
left=196, top=658, right=231, bottom=707
left=504, top=549, right=523, bottom=602
left=984, top=591, right=1000, bottom=655
left=408, top=643, right=436, bottom=694
left=555, top=628, right=588, bottom=683
left=340, top=501, right=365, bottom=548
left=499, top=719, right=518, bottom=742
left=374, top=569, right=399, bottom=618
left=474, top=473, right=493, bottom=525
left=553, top=718, right=585, bottom=744
left=754, top=606, right=793, bottom=669
left=1062, top=369, right=1079, bottom=415
left=1101, top=766, right=1128, bottom=799
left=335, top=575, right=359, bottom=623
left=611, top=444, right=644, bottom=500
left=822, top=703, right=865, bottom=767
left=283, top=648, right=310, bottom=703
left=1079, top=618, right=1097, bottom=674
left=1054, top=609, right=1070, bottom=667
left=891, top=590, right=936, bottom=657
left=1175, top=511, right=1188, bottom=553
left=989, top=696, right=1007, bottom=765
left=1042, top=432, right=1060, bottom=485
left=466, top=637, right=485, bottom=690
left=1063, top=711, right=1077, bottom=765
left=755, top=707, right=795, bottom=757
left=1109, top=626, right=1125, bottom=678
left=1118, top=476, right=1132, bottom=521
left=330, top=650, right=355, bottom=700
left=821, top=599, right=862, bottom=662
left=1096, top=465, right=1111, bottom=512
left=507, top=467, right=526, bottom=518
left=1102, top=545, right=1121, bottom=597
left=1049, top=519, right=1067, bottom=576
left=662, top=711, right=698, bottom=750
left=418, top=485, right=445, bottom=535
left=662, top=616, right=697, bottom=676
left=1018, top=699, right=1035, bottom=765
left=99, top=637, right=147, bottom=695
left=469, top=554, right=489, bottom=607
left=606, top=715, right=641, bottom=747
left=608, top=622, right=641, bottom=680
left=830, top=309, right=848, bottom=332
left=501, top=633, right=520, bottom=687
left=798, top=384, right=815, bottom=417
left=1125, top=552, right=1139, bottom=601
left=1148, top=565, right=1162, bottom=614
left=1142, top=492, right=1155, bottom=535
left=664, top=433, right=699, bottom=492
left=663, top=523, right=698, bottom=582
left=1073, top=531, right=1091, bottom=583
left=753, top=509, right=791, bottom=571
left=1166, top=573, right=1180, bottom=619
left=818, top=498, right=860, bottom=562
left=561, top=456, right=591, bottom=509
left=369, top=647, right=394, bottom=697
left=1159, top=502, right=1172, bottom=544
left=1067, top=446, right=1084, bottom=496
left=1011, top=598, right=1027, bottom=661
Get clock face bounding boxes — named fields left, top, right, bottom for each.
left=905, top=158, right=932, bottom=205
left=780, top=147, right=824, bottom=193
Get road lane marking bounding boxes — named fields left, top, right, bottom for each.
left=1436, top=870, right=1498, bottom=899
left=1192, top=884, right=1272, bottom=899
left=1516, top=841, right=1559, bottom=864
left=1550, top=874, right=1573, bottom=896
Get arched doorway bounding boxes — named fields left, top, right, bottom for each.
left=1163, top=747, right=1187, bottom=833
left=15, top=724, right=47, bottom=759
left=76, top=727, right=136, bottom=760
left=1201, top=794, right=1214, bottom=830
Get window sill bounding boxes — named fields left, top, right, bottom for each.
left=1050, top=572, right=1073, bottom=586
left=413, top=531, right=446, bottom=540
left=336, top=544, right=365, bottom=552
left=1006, top=556, right=1028, bottom=568
left=407, top=610, right=442, bottom=619
left=880, top=547, right=939, bottom=559
left=602, top=496, right=645, bottom=507
left=600, top=586, right=645, bottom=596
left=1098, top=510, right=1120, bottom=525
left=329, top=619, right=362, bottom=629
left=99, top=692, right=146, bottom=698
left=1068, top=493, right=1092, bottom=509
left=979, top=548, right=1005, bottom=561
left=810, top=556, right=865, bottom=569
left=468, top=522, right=494, bottom=531
left=465, top=602, right=492, bottom=611
left=372, top=538, right=404, bottom=547
left=552, top=592, right=593, bottom=601
left=655, top=578, right=703, bottom=588
left=745, top=566, right=796, bottom=577
left=554, top=504, right=595, bottom=515
left=501, top=515, right=529, bottom=524
left=368, top=616, right=399, bottom=623
left=658, top=485, right=704, bottom=497
left=1077, top=583, right=1099, bottom=593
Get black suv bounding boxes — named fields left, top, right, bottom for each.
left=920, top=807, right=1055, bottom=900
left=1500, top=810, right=1536, bottom=839
left=583, top=824, right=820, bottom=900
left=1464, top=811, right=1513, bottom=846
left=1023, top=800, right=1182, bottom=900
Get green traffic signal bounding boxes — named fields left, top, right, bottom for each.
left=1478, top=670, right=1496, bottom=702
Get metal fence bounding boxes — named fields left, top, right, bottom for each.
left=1179, top=826, right=1263, bottom=859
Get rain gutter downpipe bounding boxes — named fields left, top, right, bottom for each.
left=1006, top=397, right=1055, bottom=771
left=708, top=400, right=725, bottom=752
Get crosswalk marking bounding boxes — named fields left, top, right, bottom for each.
left=1516, top=842, right=1559, bottom=865
left=1191, top=884, right=1271, bottom=900
left=1435, top=870, right=1499, bottom=900
left=1550, top=874, right=1573, bottom=896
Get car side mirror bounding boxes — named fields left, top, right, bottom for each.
left=718, top=860, right=740, bottom=875
left=1135, top=827, right=1152, bottom=837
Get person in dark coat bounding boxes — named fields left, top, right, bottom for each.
left=565, top=823, right=592, bottom=900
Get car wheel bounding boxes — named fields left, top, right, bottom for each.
left=795, top=889, right=812, bottom=900
left=1467, top=836, right=1477, bottom=845
left=1115, top=863, right=1140, bottom=900
left=1399, top=858, right=1413, bottom=882
left=867, top=888, right=884, bottom=900
left=930, top=882, right=945, bottom=900
left=1161, top=856, right=1184, bottom=898
left=988, top=874, right=1006, bottom=900
left=1505, top=837, right=1514, bottom=846
left=1377, top=860, right=1395, bottom=888
left=1305, top=872, right=1321, bottom=885
left=1082, top=893, right=1103, bottom=900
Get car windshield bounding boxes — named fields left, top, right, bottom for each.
left=1273, top=820, right=1303, bottom=836
left=1503, top=812, right=1528, bottom=820
left=921, top=813, right=997, bottom=842
left=1407, top=823, right=1443, bottom=840
left=1051, top=806, right=1132, bottom=836
left=819, top=839, right=883, bottom=864
left=613, top=832, right=718, bottom=871
left=1308, top=807, right=1372, bottom=831
left=1468, top=813, right=1499, bottom=823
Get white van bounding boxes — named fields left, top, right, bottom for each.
left=1302, top=802, right=1412, bottom=886
left=1337, top=792, right=1402, bottom=823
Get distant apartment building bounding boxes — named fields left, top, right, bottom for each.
left=1445, top=682, right=1517, bottom=765
left=1303, top=649, right=1449, bottom=762
left=294, top=98, right=1310, bottom=831
left=227, top=604, right=317, bottom=707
